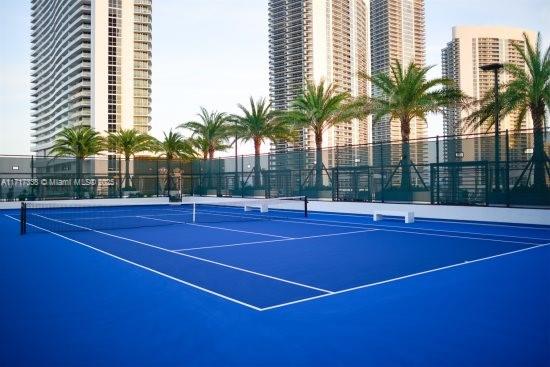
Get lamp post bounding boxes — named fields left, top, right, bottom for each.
left=480, top=62, right=504, bottom=192
left=234, top=122, right=239, bottom=195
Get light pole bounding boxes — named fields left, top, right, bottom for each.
left=234, top=123, right=239, bottom=195
left=480, top=62, right=504, bottom=192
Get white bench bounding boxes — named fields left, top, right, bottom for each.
left=244, top=202, right=269, bottom=213
left=373, top=210, right=415, bottom=224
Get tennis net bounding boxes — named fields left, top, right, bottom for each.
left=20, top=197, right=308, bottom=234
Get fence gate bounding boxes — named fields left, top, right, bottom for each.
left=332, top=166, right=372, bottom=202
left=264, top=169, right=292, bottom=198
left=431, top=161, right=489, bottom=206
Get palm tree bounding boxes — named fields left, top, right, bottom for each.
left=179, top=108, right=232, bottom=189
left=107, top=129, right=153, bottom=190
left=233, top=97, right=295, bottom=187
left=179, top=107, right=232, bottom=159
left=362, top=61, right=465, bottom=190
left=281, top=80, right=358, bottom=189
left=466, top=32, right=549, bottom=192
left=51, top=125, right=105, bottom=198
left=191, top=137, right=210, bottom=161
left=151, top=130, right=196, bottom=193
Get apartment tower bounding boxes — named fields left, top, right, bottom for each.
left=30, top=0, right=152, bottom=155
left=370, top=0, right=426, bottom=166
left=441, top=26, right=535, bottom=162
left=268, top=0, right=371, bottom=165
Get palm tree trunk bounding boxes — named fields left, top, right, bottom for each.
left=400, top=119, right=412, bottom=191
left=531, top=106, right=547, bottom=192
left=315, top=133, right=323, bottom=190
left=254, top=138, right=261, bottom=188
left=124, top=156, right=131, bottom=190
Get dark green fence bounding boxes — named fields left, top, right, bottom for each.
left=1, top=129, right=548, bottom=207
left=0, top=156, right=192, bottom=201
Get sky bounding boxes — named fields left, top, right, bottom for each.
left=1, top=0, right=549, bottom=156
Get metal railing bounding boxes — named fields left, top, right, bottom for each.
left=1, top=129, right=548, bottom=208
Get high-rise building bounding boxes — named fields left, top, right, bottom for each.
left=30, top=0, right=152, bottom=156
left=268, top=0, right=371, bottom=165
left=370, top=0, right=426, bottom=166
left=441, top=26, right=535, bottom=162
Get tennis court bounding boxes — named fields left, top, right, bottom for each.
left=1, top=197, right=549, bottom=365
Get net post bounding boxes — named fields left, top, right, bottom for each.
left=304, top=196, right=308, bottom=218
left=20, top=202, right=27, bottom=235
left=192, top=202, right=196, bottom=223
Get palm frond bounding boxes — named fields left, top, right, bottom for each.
left=51, top=125, right=105, bottom=159
left=468, top=32, right=549, bottom=133
left=360, top=60, right=466, bottom=140
left=178, top=107, right=232, bottom=158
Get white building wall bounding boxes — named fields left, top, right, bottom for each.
left=31, top=0, right=152, bottom=154
left=121, top=0, right=136, bottom=131
left=312, top=0, right=329, bottom=84
left=91, top=0, right=109, bottom=134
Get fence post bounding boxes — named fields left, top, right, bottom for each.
left=334, top=146, right=339, bottom=201
left=266, top=153, right=271, bottom=198
left=436, top=136, right=440, bottom=204
left=217, top=158, right=222, bottom=197
left=379, top=142, right=385, bottom=203
left=20, top=202, right=27, bottom=235
left=241, top=154, right=244, bottom=198
left=118, top=156, right=122, bottom=198
left=298, top=150, right=303, bottom=195
left=505, top=129, right=510, bottom=207
left=30, top=155, right=35, bottom=199
left=190, top=160, right=194, bottom=197
left=155, top=159, right=159, bottom=197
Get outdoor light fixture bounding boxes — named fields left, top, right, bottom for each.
left=480, top=62, right=505, bottom=192
left=12, top=166, right=19, bottom=171
left=455, top=152, right=464, bottom=158
left=247, top=164, right=251, bottom=169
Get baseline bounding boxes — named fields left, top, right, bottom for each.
left=4, top=215, right=263, bottom=311
left=259, top=241, right=550, bottom=311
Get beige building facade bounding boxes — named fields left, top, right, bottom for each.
left=441, top=26, right=535, bottom=161
left=269, top=0, right=371, bottom=165
left=370, top=0, right=427, bottom=146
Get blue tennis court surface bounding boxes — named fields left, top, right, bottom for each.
left=1, top=202, right=549, bottom=366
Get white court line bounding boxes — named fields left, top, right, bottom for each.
left=28, top=214, right=330, bottom=294
left=288, top=217, right=547, bottom=243
left=4, top=215, right=262, bottom=311
left=9, top=213, right=549, bottom=312
left=175, top=229, right=379, bottom=252
left=34, top=208, right=549, bottom=243
left=375, top=228, right=537, bottom=245
left=259, top=241, right=550, bottom=311
left=137, top=216, right=292, bottom=239
left=167, top=208, right=544, bottom=245
left=161, top=209, right=371, bottom=231
left=267, top=208, right=550, bottom=231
